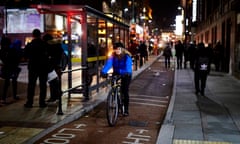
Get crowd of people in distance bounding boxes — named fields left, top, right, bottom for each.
left=161, top=39, right=225, bottom=97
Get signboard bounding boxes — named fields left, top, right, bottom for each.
left=3, top=8, right=44, bottom=33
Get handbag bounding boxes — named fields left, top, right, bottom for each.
left=48, top=70, right=58, bottom=82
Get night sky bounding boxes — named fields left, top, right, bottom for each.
left=149, top=0, right=179, bottom=30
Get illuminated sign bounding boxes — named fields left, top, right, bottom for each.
left=3, top=8, right=44, bottom=33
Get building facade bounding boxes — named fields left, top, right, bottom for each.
left=185, top=0, right=240, bottom=78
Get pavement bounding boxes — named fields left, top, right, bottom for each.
left=157, top=66, right=240, bottom=144
left=1, top=55, right=240, bottom=144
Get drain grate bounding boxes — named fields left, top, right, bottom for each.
left=173, top=139, right=232, bottom=144
left=128, top=121, right=148, bottom=127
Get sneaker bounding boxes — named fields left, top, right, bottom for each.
left=195, top=90, right=200, bottom=95
left=24, top=103, right=33, bottom=108
left=123, top=112, right=129, bottom=116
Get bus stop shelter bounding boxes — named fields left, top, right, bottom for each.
left=31, top=4, right=130, bottom=101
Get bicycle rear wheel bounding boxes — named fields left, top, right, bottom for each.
left=106, top=88, right=119, bottom=126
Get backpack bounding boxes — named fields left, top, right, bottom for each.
left=60, top=52, right=68, bottom=71
left=198, top=57, right=209, bottom=71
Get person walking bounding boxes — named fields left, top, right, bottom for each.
left=163, top=42, right=172, bottom=69
left=138, top=41, right=148, bottom=67
left=101, top=42, right=132, bottom=116
left=24, top=29, right=49, bottom=108
left=183, top=42, right=189, bottom=69
left=128, top=40, right=139, bottom=70
left=0, top=37, right=22, bottom=104
left=175, top=40, right=184, bottom=69
left=194, top=42, right=213, bottom=96
left=188, top=41, right=196, bottom=70
left=43, top=33, right=64, bottom=102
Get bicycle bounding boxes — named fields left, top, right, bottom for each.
left=105, top=73, right=125, bottom=126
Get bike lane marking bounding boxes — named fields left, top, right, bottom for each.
left=130, top=95, right=169, bottom=107
left=40, top=124, right=86, bottom=144
left=122, top=129, right=151, bottom=144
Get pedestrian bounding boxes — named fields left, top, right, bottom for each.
left=128, top=40, right=139, bottom=70
left=0, top=37, right=22, bottom=104
left=175, top=40, right=184, bottom=69
left=24, top=29, right=49, bottom=108
left=194, top=42, right=213, bottom=96
left=138, top=41, right=148, bottom=67
left=183, top=42, right=189, bottom=69
left=43, top=33, right=64, bottom=103
left=213, top=41, right=224, bottom=72
left=188, top=41, right=196, bottom=70
left=101, top=42, right=132, bottom=116
left=163, top=42, right=172, bottom=69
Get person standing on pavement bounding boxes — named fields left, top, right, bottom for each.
left=163, top=42, right=172, bottom=69
left=101, top=42, right=132, bottom=116
left=43, top=33, right=64, bottom=102
left=175, top=40, right=184, bottom=69
left=0, top=37, right=22, bottom=104
left=24, top=29, right=49, bottom=108
left=194, top=42, right=213, bottom=96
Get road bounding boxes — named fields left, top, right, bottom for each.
left=34, top=59, right=174, bottom=144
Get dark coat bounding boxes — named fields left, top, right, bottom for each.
left=194, top=43, right=213, bottom=73
left=0, top=39, right=22, bottom=79
left=24, top=38, right=49, bottom=73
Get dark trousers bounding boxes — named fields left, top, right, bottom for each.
left=139, top=56, right=146, bottom=67
left=49, top=78, right=61, bottom=100
left=26, top=70, right=47, bottom=105
left=176, top=56, right=183, bottom=69
left=121, top=75, right=132, bottom=112
left=189, top=58, right=195, bottom=70
left=194, top=70, right=208, bottom=94
left=164, top=56, right=171, bottom=68
left=49, top=69, right=62, bottom=100
left=2, top=78, right=17, bottom=100
left=1, top=67, right=21, bottom=101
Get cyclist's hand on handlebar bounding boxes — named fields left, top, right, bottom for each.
left=100, top=72, right=108, bottom=78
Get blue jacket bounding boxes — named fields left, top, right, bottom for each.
left=101, top=52, right=132, bottom=75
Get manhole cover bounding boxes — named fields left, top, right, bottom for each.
left=128, top=121, right=148, bottom=127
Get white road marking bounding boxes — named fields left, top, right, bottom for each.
left=130, top=102, right=167, bottom=107
left=130, top=94, right=169, bottom=107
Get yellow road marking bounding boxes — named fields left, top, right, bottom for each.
left=72, top=56, right=107, bottom=62
left=0, top=126, right=43, bottom=144
left=173, top=139, right=232, bottom=144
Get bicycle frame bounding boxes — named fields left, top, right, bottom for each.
left=106, top=74, right=124, bottom=126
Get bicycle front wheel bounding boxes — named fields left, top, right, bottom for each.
left=106, top=88, right=119, bottom=126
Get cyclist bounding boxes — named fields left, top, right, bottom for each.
left=101, top=42, right=132, bottom=116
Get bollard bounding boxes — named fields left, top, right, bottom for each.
left=57, top=76, right=64, bottom=115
